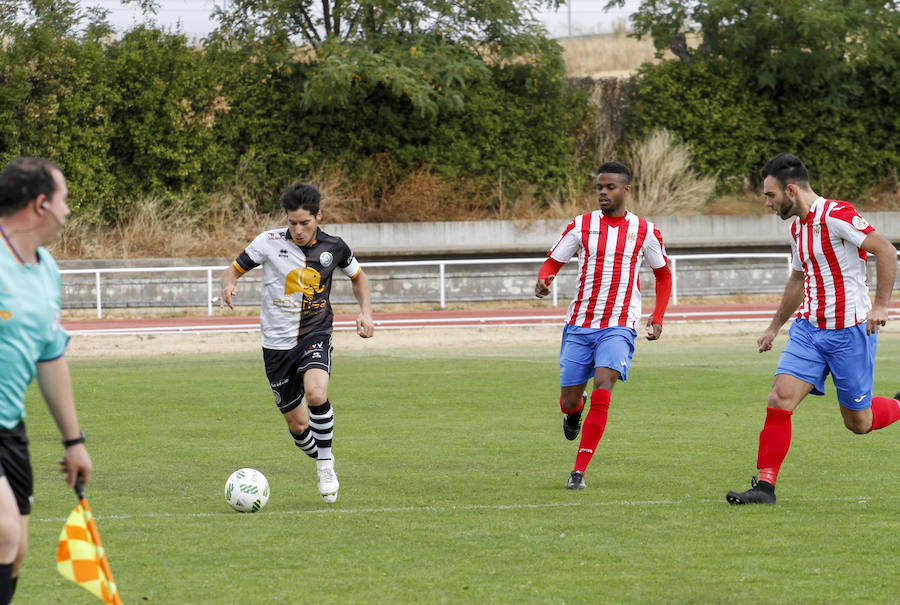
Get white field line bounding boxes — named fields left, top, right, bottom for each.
left=33, top=494, right=881, bottom=524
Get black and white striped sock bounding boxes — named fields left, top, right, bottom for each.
left=290, top=427, right=318, bottom=459
left=308, top=400, right=334, bottom=460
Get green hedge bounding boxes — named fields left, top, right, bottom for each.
left=1, top=25, right=589, bottom=222
left=1, top=21, right=895, bottom=220
left=628, top=58, right=898, bottom=198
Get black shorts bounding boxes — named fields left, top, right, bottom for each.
left=0, top=421, right=33, bottom=515
left=263, top=333, right=333, bottom=414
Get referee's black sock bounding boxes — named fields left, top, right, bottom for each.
left=0, top=563, right=12, bottom=604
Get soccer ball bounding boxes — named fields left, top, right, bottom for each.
left=224, top=468, right=270, bottom=513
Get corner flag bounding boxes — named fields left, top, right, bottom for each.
left=56, top=479, right=122, bottom=604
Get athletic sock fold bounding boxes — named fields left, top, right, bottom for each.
left=560, top=393, right=585, bottom=415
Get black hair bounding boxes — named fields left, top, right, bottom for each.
left=280, top=183, right=321, bottom=214
left=761, top=153, right=810, bottom=188
left=596, top=161, right=631, bottom=185
left=0, top=157, right=62, bottom=217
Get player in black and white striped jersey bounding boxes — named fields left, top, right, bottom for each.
left=219, top=183, right=374, bottom=503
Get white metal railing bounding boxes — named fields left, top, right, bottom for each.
left=59, top=253, right=802, bottom=319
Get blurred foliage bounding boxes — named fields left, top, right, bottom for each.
left=609, top=0, right=900, bottom=197
left=0, top=0, right=896, bottom=226
left=1, top=0, right=587, bottom=223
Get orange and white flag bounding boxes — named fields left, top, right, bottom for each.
left=56, top=495, right=122, bottom=604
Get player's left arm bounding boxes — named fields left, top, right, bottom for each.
left=36, top=356, right=92, bottom=488
left=646, top=263, right=672, bottom=341
left=350, top=268, right=374, bottom=338
left=644, top=224, right=671, bottom=341
left=860, top=230, right=897, bottom=334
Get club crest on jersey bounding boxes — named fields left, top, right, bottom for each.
left=626, top=231, right=637, bottom=243
left=284, top=267, right=325, bottom=300
left=319, top=251, right=333, bottom=267
left=813, top=224, right=821, bottom=236
left=852, top=215, right=869, bottom=231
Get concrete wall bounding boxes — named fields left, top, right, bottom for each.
left=322, top=211, right=900, bottom=257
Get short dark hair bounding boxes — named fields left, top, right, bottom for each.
left=762, top=153, right=810, bottom=188
left=281, top=183, right=321, bottom=214
left=596, top=161, right=631, bottom=185
left=0, top=157, right=62, bottom=217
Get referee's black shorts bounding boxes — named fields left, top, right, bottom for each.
left=0, top=421, right=33, bottom=515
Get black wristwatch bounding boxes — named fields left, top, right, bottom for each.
left=62, top=431, right=86, bottom=447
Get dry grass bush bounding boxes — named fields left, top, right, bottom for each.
left=626, top=128, right=716, bottom=216
left=321, top=164, right=494, bottom=224
left=51, top=196, right=281, bottom=259
left=559, top=31, right=660, bottom=79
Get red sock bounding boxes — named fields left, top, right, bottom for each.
left=869, top=396, right=900, bottom=431
left=560, top=393, right=585, bottom=415
left=756, top=407, right=792, bottom=485
left=574, top=389, right=611, bottom=473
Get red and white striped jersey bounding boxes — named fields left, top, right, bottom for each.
left=790, top=197, right=874, bottom=330
left=548, top=210, right=667, bottom=331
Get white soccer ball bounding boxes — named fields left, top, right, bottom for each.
left=225, top=468, right=270, bottom=513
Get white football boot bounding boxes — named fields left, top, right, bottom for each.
left=316, top=458, right=339, bottom=503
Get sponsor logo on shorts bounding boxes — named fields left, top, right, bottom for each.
left=270, top=378, right=289, bottom=388
left=578, top=448, right=593, bottom=454
left=272, top=390, right=281, bottom=405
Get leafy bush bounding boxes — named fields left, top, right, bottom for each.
left=0, top=21, right=119, bottom=217
left=628, top=59, right=772, bottom=193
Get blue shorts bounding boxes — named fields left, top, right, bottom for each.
left=776, top=318, right=876, bottom=410
left=559, top=324, right=636, bottom=387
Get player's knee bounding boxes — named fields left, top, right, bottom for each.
left=0, top=517, right=22, bottom=561
left=766, top=391, right=786, bottom=409
left=305, top=388, right=328, bottom=407
left=560, top=396, right=580, bottom=412
left=842, top=416, right=870, bottom=434
left=285, top=416, right=309, bottom=434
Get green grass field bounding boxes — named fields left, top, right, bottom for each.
left=19, top=331, right=900, bottom=604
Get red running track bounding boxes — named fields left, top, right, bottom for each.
left=60, top=303, right=819, bottom=336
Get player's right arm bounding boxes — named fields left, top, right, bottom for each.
left=758, top=269, right=805, bottom=352
left=535, top=257, right=564, bottom=298
left=536, top=218, right=579, bottom=298
left=219, top=263, right=244, bottom=310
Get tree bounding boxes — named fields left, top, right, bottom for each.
left=605, top=0, right=900, bottom=106
left=211, top=1, right=561, bottom=53
left=206, top=1, right=565, bottom=118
